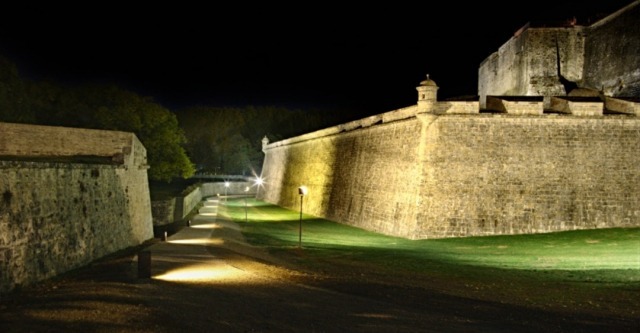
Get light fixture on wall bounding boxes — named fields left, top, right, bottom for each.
left=298, top=186, right=308, bottom=248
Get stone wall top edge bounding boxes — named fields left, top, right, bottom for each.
left=0, top=121, right=135, bottom=138
left=433, top=113, right=638, bottom=120
left=264, top=105, right=419, bottom=150
left=264, top=107, right=639, bottom=150
left=0, top=122, right=140, bottom=159
left=487, top=24, right=583, bottom=61
left=0, top=160, right=122, bottom=169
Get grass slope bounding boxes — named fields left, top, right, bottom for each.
left=220, top=198, right=640, bottom=317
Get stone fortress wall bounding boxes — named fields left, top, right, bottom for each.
left=0, top=122, right=154, bottom=293
left=478, top=0, right=640, bottom=109
left=258, top=1, right=640, bottom=239
left=259, top=31, right=640, bottom=241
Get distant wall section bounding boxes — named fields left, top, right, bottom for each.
left=151, top=181, right=258, bottom=228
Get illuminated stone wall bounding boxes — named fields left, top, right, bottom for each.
left=259, top=110, right=640, bottom=239
left=0, top=122, right=153, bottom=293
left=260, top=114, right=422, bottom=238
left=416, top=114, right=640, bottom=238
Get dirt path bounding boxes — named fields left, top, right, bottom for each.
left=1, top=199, right=638, bottom=332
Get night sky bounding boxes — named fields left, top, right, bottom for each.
left=0, top=1, right=635, bottom=118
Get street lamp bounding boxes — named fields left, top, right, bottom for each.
left=298, top=186, right=308, bottom=248
left=254, top=176, right=264, bottom=197
left=244, top=186, right=250, bottom=222
left=224, top=181, right=230, bottom=203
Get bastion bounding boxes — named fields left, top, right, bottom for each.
left=257, top=77, right=640, bottom=239
left=0, top=122, right=154, bottom=293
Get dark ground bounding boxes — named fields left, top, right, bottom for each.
left=1, top=216, right=638, bottom=333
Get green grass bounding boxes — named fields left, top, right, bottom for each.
left=220, top=198, right=640, bottom=285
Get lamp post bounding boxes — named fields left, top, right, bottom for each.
left=244, top=186, right=249, bottom=222
left=297, top=186, right=308, bottom=248
left=224, top=181, right=230, bottom=203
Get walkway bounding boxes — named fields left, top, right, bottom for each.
left=143, top=197, right=274, bottom=283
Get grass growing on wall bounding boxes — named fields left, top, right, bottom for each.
left=220, top=198, right=640, bottom=285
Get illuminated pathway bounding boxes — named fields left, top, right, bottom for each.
left=137, top=197, right=474, bottom=332
left=147, top=197, right=268, bottom=283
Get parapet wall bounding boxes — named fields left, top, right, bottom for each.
left=0, top=122, right=145, bottom=165
left=0, top=122, right=153, bottom=293
left=478, top=26, right=586, bottom=108
left=258, top=110, right=640, bottom=239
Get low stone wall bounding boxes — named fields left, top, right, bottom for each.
left=151, top=198, right=176, bottom=227
left=150, top=181, right=258, bottom=227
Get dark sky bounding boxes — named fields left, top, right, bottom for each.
left=0, top=1, right=635, bottom=118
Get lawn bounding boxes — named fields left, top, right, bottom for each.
left=220, top=198, right=640, bottom=285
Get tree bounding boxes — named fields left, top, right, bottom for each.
left=88, top=85, right=196, bottom=182
left=176, top=106, right=259, bottom=175
left=176, top=105, right=344, bottom=177
left=24, top=79, right=196, bottom=182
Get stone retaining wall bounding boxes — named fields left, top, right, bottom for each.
left=0, top=122, right=153, bottom=293
left=258, top=110, right=640, bottom=239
